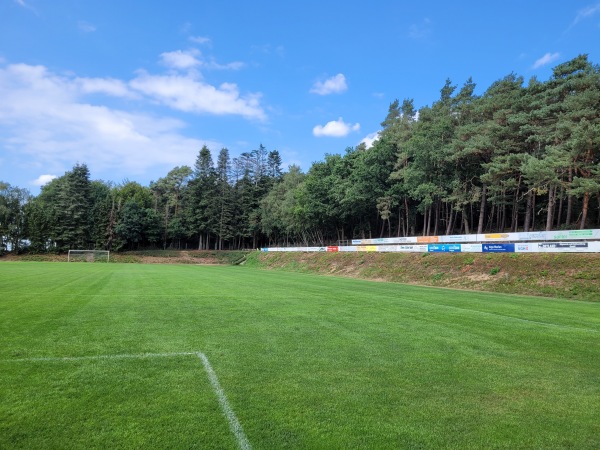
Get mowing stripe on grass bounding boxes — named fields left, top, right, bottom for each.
left=1, top=351, right=252, bottom=449
left=197, top=352, right=252, bottom=450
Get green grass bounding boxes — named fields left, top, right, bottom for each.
left=1, top=262, right=599, bottom=449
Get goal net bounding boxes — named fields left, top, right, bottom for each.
left=67, top=250, right=110, bottom=263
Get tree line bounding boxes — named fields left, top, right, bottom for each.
left=1, top=55, right=599, bottom=253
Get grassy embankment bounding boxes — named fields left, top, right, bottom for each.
left=245, top=251, right=600, bottom=301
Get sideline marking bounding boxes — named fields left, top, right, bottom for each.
left=2, top=351, right=252, bottom=449
left=197, top=352, right=252, bottom=450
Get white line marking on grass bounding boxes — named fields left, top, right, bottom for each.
left=197, top=352, right=252, bottom=450
left=3, top=352, right=197, bottom=363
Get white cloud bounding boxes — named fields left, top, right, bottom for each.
left=0, top=48, right=265, bottom=183
left=189, top=36, right=211, bottom=45
left=360, top=131, right=381, bottom=149
left=76, top=77, right=133, bottom=98
left=160, top=49, right=244, bottom=72
left=0, top=63, right=222, bottom=179
left=160, top=49, right=202, bottom=70
left=572, top=3, right=600, bottom=26
left=130, top=71, right=265, bottom=120
left=310, top=74, right=348, bottom=95
left=78, top=21, right=96, bottom=33
left=313, top=118, right=360, bottom=137
left=203, top=58, right=245, bottom=71
left=532, top=52, right=560, bottom=69
left=32, top=174, right=57, bottom=186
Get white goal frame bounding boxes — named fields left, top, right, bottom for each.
left=67, top=250, right=110, bottom=263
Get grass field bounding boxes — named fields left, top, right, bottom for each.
left=1, top=262, right=599, bottom=449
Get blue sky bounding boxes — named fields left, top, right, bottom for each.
left=1, top=0, right=599, bottom=193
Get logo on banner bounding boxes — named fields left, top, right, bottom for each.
left=482, top=243, right=515, bottom=252
left=539, top=242, right=588, bottom=249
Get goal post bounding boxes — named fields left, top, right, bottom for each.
left=67, top=250, right=110, bottom=263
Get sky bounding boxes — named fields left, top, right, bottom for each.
left=1, top=0, right=599, bottom=194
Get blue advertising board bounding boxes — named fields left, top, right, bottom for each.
left=482, top=243, right=515, bottom=253
left=428, top=244, right=462, bottom=253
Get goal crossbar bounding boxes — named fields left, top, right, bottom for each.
left=67, top=250, right=110, bottom=263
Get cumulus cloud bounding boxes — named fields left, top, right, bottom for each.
left=160, top=49, right=244, bottom=71
left=32, top=174, right=57, bottom=186
left=532, top=52, right=560, bottom=69
left=130, top=71, right=265, bottom=120
left=360, top=131, right=381, bottom=149
left=0, top=63, right=223, bottom=179
left=313, top=118, right=360, bottom=137
left=310, top=74, right=348, bottom=95
left=76, top=77, right=134, bottom=98
left=160, top=49, right=202, bottom=70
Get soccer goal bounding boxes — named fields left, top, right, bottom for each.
left=67, top=250, right=110, bottom=263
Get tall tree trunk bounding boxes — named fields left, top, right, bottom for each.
left=487, top=205, right=495, bottom=233
left=446, top=207, right=454, bottom=235
left=462, top=211, right=470, bottom=235
left=477, top=184, right=486, bottom=234
left=524, top=190, right=533, bottom=232
left=546, top=186, right=556, bottom=231
left=566, top=167, right=573, bottom=226
left=580, top=192, right=590, bottom=230
left=433, top=201, right=439, bottom=236
left=511, top=190, right=518, bottom=232
left=555, top=185, right=564, bottom=229
left=404, top=197, right=410, bottom=237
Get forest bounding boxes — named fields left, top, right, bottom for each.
left=1, top=55, right=599, bottom=253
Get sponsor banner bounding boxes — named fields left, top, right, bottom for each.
left=339, top=246, right=358, bottom=252
left=376, top=245, right=400, bottom=252
left=517, top=231, right=547, bottom=241
left=357, top=245, right=377, bottom=252
left=428, top=244, right=462, bottom=253
left=548, top=229, right=600, bottom=240
left=539, top=242, right=588, bottom=249
left=461, top=244, right=483, bottom=253
left=437, top=234, right=479, bottom=243
left=482, top=243, right=515, bottom=253
left=326, top=246, right=339, bottom=252
left=261, top=248, right=269, bottom=252
left=375, top=245, right=429, bottom=252
left=352, top=237, right=418, bottom=245
left=537, top=242, right=590, bottom=252
left=417, top=236, right=439, bottom=243
left=479, top=233, right=513, bottom=241
left=515, top=243, right=537, bottom=253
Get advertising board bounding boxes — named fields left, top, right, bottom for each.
left=427, top=244, right=462, bottom=252
left=482, top=243, right=515, bottom=253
